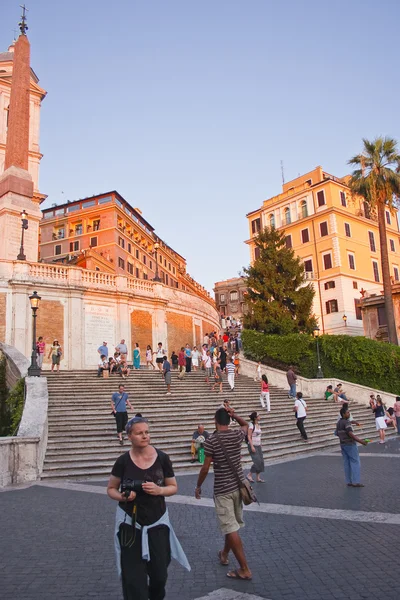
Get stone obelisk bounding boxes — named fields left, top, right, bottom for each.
left=0, top=10, right=42, bottom=262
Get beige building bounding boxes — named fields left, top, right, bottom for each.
left=214, top=277, right=248, bottom=319
left=361, top=286, right=400, bottom=342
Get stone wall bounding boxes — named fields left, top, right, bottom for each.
left=131, top=310, right=153, bottom=361
left=35, top=299, right=64, bottom=366
left=167, top=312, right=193, bottom=354
left=0, top=292, right=5, bottom=342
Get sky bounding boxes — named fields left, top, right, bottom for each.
left=1, top=0, right=400, bottom=292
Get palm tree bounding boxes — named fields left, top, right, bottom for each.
left=348, top=137, right=400, bottom=345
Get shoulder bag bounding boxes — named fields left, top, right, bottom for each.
left=215, top=432, right=258, bottom=506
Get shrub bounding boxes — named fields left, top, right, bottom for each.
left=242, top=330, right=400, bottom=394
left=6, top=378, right=26, bottom=435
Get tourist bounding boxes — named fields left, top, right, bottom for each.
left=226, top=357, right=235, bottom=391
left=97, top=354, right=109, bottom=377
left=373, top=397, right=387, bottom=444
left=293, top=391, right=308, bottom=441
left=120, top=358, right=130, bottom=379
left=146, top=345, right=155, bottom=370
left=107, top=416, right=190, bottom=599
left=116, top=339, right=128, bottom=360
left=334, top=383, right=348, bottom=404
left=109, top=356, right=117, bottom=374
left=170, top=350, right=178, bottom=370
left=178, top=347, right=186, bottom=375
left=393, top=396, right=400, bottom=434
left=195, top=406, right=252, bottom=581
left=98, top=341, right=108, bottom=359
left=163, top=355, right=172, bottom=396
left=185, top=344, right=192, bottom=373
left=222, top=331, right=229, bottom=345
left=48, top=340, right=62, bottom=373
left=133, top=343, right=141, bottom=370
left=234, top=351, right=240, bottom=375
left=246, top=412, right=265, bottom=483
left=336, top=405, right=367, bottom=487
left=114, top=351, right=122, bottom=374
left=254, top=361, right=262, bottom=382
left=286, top=366, right=297, bottom=398
left=237, top=330, right=242, bottom=350
left=203, top=350, right=212, bottom=384
left=203, top=332, right=210, bottom=346
left=385, top=407, right=397, bottom=430
left=191, top=424, right=210, bottom=463
left=325, top=385, right=335, bottom=401
left=212, top=359, right=223, bottom=393
left=154, top=342, right=166, bottom=373
left=260, top=374, right=270, bottom=412
left=369, top=394, right=376, bottom=410
left=36, top=336, right=45, bottom=369
left=110, top=384, right=133, bottom=445
left=191, top=346, right=200, bottom=371
left=219, top=345, right=227, bottom=371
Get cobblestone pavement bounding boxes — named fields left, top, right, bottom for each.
left=1, top=440, right=400, bottom=600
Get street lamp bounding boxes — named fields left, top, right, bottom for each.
left=153, top=242, right=161, bottom=282
left=312, top=326, right=324, bottom=378
left=342, top=314, right=348, bottom=327
left=17, top=210, right=29, bottom=261
left=27, top=291, right=41, bottom=377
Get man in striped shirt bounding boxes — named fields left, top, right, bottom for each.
left=225, top=357, right=236, bottom=391
left=195, top=406, right=252, bottom=581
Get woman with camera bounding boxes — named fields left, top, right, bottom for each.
left=107, top=416, right=190, bottom=600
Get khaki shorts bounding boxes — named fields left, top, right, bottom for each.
left=214, top=489, right=244, bottom=535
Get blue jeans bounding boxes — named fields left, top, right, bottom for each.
left=341, top=444, right=361, bottom=484
left=289, top=383, right=296, bottom=397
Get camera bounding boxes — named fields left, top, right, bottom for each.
left=121, top=480, right=144, bottom=498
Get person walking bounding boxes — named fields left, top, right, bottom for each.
left=246, top=412, right=265, bottom=483
left=336, top=405, right=367, bottom=487
left=373, top=397, right=387, bottom=444
left=212, top=359, right=223, bottom=393
left=48, top=340, right=62, bottom=373
left=191, top=346, right=200, bottom=371
left=185, top=344, right=192, bottom=373
left=393, top=396, right=400, bottom=434
left=178, top=347, right=186, bottom=378
left=133, top=343, right=141, bottom=370
left=293, top=392, right=308, bottom=441
left=260, top=374, right=270, bottom=412
left=146, top=345, right=155, bottom=370
left=154, top=342, right=166, bottom=373
left=286, top=366, right=297, bottom=398
left=107, top=416, right=190, bottom=600
left=111, top=384, right=133, bottom=445
left=195, top=406, right=252, bottom=581
left=203, top=350, right=212, bottom=385
left=219, top=346, right=227, bottom=371
left=163, top=355, right=172, bottom=396
left=225, top=357, right=235, bottom=391
left=36, top=336, right=45, bottom=369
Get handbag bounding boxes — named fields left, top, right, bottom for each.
left=215, top=433, right=258, bottom=506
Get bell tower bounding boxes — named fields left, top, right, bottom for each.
left=0, top=6, right=46, bottom=262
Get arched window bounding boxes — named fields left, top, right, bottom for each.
left=269, top=213, right=275, bottom=228
left=300, top=200, right=308, bottom=219
left=284, top=207, right=291, bottom=225
left=230, top=290, right=238, bottom=302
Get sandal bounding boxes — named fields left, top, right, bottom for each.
left=226, top=569, right=252, bottom=580
left=218, top=551, right=229, bottom=566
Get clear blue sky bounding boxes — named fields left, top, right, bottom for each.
left=2, top=0, right=399, bottom=292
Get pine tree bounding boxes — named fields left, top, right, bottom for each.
left=243, top=227, right=316, bottom=334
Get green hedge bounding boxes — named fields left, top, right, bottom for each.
left=0, top=355, right=25, bottom=436
left=242, top=329, right=400, bottom=394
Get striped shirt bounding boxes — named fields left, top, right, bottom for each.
left=204, top=429, right=246, bottom=496
left=226, top=362, right=235, bottom=374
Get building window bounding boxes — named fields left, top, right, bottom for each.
left=323, top=253, right=332, bottom=270
left=118, top=236, right=125, bottom=249
left=269, top=213, right=275, bottom=228
left=150, top=260, right=153, bottom=270
left=317, top=190, right=325, bottom=207
left=378, top=306, right=387, bottom=326
left=164, top=259, right=167, bottom=267
left=118, top=257, right=125, bottom=269
left=128, top=243, right=132, bottom=253
left=284, top=207, right=291, bottom=225
left=368, top=231, right=376, bottom=252
left=143, top=255, right=147, bottom=265
left=57, top=228, right=65, bottom=239
left=345, top=223, right=351, bottom=237
left=354, top=299, right=362, bottom=320
left=143, top=273, right=148, bottom=280
left=386, top=211, right=391, bottom=225
left=251, top=218, right=261, bottom=235
left=136, top=249, right=140, bottom=259
left=173, top=266, right=175, bottom=274
left=372, top=260, right=380, bottom=282
left=326, top=299, right=338, bottom=314
left=90, top=236, right=98, bottom=247
left=69, top=241, right=79, bottom=252
left=394, top=266, right=399, bottom=282
left=340, top=191, right=347, bottom=207
left=348, top=253, right=356, bottom=270
left=390, top=239, right=395, bottom=252
left=320, top=222, right=328, bottom=237
left=304, top=259, right=313, bottom=273
left=300, top=200, right=308, bottom=218
left=127, top=262, right=134, bottom=275
left=168, top=262, right=171, bottom=271
left=135, top=267, right=140, bottom=278
left=55, top=244, right=62, bottom=256
left=93, top=219, right=100, bottom=231
left=254, top=247, right=261, bottom=260
left=220, top=294, right=226, bottom=303
left=230, top=291, right=238, bottom=302
left=285, top=235, right=292, bottom=249
left=324, top=281, right=335, bottom=290
left=159, top=254, right=162, bottom=263
left=301, top=228, right=310, bottom=243
left=353, top=281, right=358, bottom=289
left=165, top=274, right=169, bottom=285
left=75, top=224, right=83, bottom=235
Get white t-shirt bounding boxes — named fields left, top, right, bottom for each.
left=294, top=399, right=307, bottom=418
left=249, top=422, right=262, bottom=446
left=156, top=347, right=165, bottom=359
left=204, top=356, right=212, bottom=368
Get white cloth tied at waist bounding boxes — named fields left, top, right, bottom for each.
left=114, top=505, right=191, bottom=575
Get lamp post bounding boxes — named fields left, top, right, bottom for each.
left=17, top=210, right=29, bottom=261
left=313, top=326, right=324, bottom=378
left=342, top=314, right=348, bottom=327
left=153, top=242, right=161, bottom=282
left=27, top=291, right=41, bottom=377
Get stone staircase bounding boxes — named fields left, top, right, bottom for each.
left=42, top=369, right=393, bottom=480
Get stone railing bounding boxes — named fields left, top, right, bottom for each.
left=0, top=343, right=48, bottom=487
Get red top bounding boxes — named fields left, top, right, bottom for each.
left=178, top=351, right=186, bottom=366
